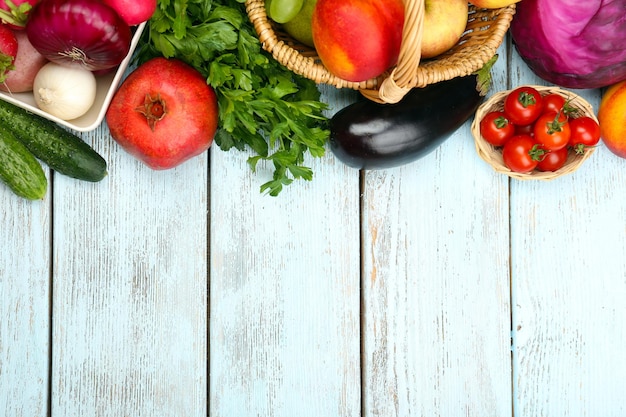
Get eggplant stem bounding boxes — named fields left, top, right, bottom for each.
left=474, top=55, right=498, bottom=97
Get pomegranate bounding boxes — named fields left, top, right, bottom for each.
left=106, top=57, right=218, bottom=170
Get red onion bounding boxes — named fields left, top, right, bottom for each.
left=25, top=0, right=132, bottom=71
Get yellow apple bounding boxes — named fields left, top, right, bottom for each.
left=421, top=0, right=468, bottom=59
left=468, top=0, right=521, bottom=8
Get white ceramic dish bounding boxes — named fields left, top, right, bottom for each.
left=0, top=22, right=146, bottom=132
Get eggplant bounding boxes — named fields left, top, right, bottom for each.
left=329, top=57, right=496, bottom=170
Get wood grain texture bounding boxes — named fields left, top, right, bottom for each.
left=4, top=35, right=626, bottom=417
left=50, top=127, right=208, bottom=417
left=509, top=50, right=626, bottom=416
left=209, top=86, right=362, bottom=417
left=360, top=43, right=513, bottom=417
left=0, top=172, right=51, bottom=417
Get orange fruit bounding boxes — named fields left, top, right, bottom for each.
left=598, top=80, right=626, bottom=158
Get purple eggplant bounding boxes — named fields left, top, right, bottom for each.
left=329, top=57, right=495, bottom=169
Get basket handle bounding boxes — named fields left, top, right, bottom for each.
left=361, top=0, right=424, bottom=103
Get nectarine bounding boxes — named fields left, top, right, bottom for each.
left=598, top=80, right=626, bottom=159
left=311, top=0, right=404, bottom=82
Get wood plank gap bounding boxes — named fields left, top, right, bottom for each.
left=505, top=35, right=514, bottom=91
left=505, top=34, right=518, bottom=417
left=508, top=177, right=517, bottom=417
left=358, top=169, right=365, bottom=417
left=47, top=171, right=54, bottom=417
left=207, top=154, right=212, bottom=417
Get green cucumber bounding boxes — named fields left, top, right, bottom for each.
left=0, top=100, right=107, bottom=182
left=0, top=123, right=47, bottom=200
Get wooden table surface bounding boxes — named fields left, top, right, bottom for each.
left=2, top=38, right=626, bottom=417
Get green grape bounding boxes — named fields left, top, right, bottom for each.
left=266, top=0, right=304, bottom=24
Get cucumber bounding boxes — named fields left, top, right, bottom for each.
left=0, top=123, right=47, bottom=200
left=0, top=100, right=107, bottom=182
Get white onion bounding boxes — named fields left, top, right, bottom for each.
left=33, top=62, right=97, bottom=120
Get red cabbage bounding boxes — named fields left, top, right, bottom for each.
left=510, top=0, right=626, bottom=89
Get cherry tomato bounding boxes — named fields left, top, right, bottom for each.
left=542, top=93, right=578, bottom=117
left=536, top=147, right=569, bottom=172
left=533, top=111, right=571, bottom=151
left=480, top=111, right=515, bottom=146
left=514, top=123, right=534, bottom=137
left=503, top=86, right=544, bottom=126
left=568, top=116, right=601, bottom=155
left=542, top=93, right=566, bottom=114
left=502, top=134, right=545, bottom=173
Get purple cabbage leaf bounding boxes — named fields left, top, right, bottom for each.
left=510, top=0, right=626, bottom=89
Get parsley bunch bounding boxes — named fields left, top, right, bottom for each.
left=135, top=0, right=330, bottom=196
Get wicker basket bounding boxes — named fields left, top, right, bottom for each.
left=471, top=86, right=598, bottom=180
left=245, top=0, right=516, bottom=103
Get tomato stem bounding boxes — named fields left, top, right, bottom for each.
left=517, top=91, right=537, bottom=108
left=494, top=116, right=510, bottom=129
left=573, top=143, right=596, bottom=155
left=546, top=112, right=566, bottom=134
left=562, top=97, right=579, bottom=118
left=529, top=144, right=547, bottom=161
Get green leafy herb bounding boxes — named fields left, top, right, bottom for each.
left=135, top=0, right=330, bottom=196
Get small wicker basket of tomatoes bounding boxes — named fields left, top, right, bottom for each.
left=471, top=85, right=600, bottom=180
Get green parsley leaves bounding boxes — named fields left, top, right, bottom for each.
left=136, top=0, right=329, bottom=195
